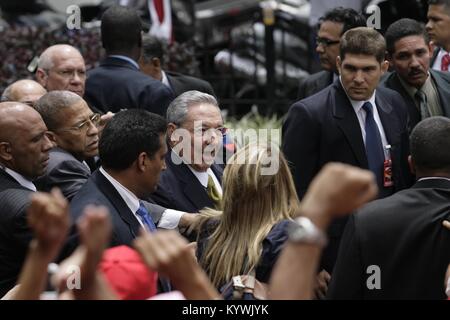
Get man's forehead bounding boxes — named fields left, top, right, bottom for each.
left=186, top=104, right=222, bottom=122
left=52, top=53, right=85, bottom=68
left=342, top=54, right=380, bottom=66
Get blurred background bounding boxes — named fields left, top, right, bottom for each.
left=0, top=0, right=430, bottom=119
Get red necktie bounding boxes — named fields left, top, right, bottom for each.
left=153, top=0, right=164, bottom=23
left=441, top=53, right=450, bottom=71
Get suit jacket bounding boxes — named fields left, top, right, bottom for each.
left=69, top=170, right=165, bottom=249
left=282, top=80, right=413, bottom=272
left=382, top=70, right=450, bottom=133
left=430, top=47, right=440, bottom=71
left=0, top=169, right=34, bottom=297
left=84, top=57, right=174, bottom=116
left=166, top=71, right=216, bottom=98
left=297, top=70, right=334, bottom=101
left=34, top=148, right=91, bottom=201
left=150, top=152, right=223, bottom=213
left=327, top=178, right=450, bottom=300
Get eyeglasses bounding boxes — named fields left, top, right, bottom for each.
left=56, top=113, right=101, bottom=132
left=316, top=37, right=340, bottom=47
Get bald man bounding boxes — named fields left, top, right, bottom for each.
left=0, top=102, right=54, bottom=297
left=1, top=80, right=47, bottom=106
left=36, top=44, right=86, bottom=97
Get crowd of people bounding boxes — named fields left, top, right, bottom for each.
left=0, top=1, right=450, bottom=300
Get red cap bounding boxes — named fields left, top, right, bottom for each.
left=99, top=245, right=158, bottom=300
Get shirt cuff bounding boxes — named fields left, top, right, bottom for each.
left=158, top=209, right=184, bottom=229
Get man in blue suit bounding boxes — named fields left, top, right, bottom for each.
left=84, top=5, right=174, bottom=116
left=283, top=27, right=413, bottom=275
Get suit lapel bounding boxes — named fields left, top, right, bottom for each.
left=375, top=90, right=400, bottom=147
left=167, top=154, right=214, bottom=210
left=430, top=70, right=450, bottom=117
left=93, top=171, right=141, bottom=238
left=332, top=81, right=368, bottom=168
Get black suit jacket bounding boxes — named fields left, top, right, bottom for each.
left=85, top=57, right=174, bottom=116
left=166, top=71, right=216, bottom=98
left=297, top=70, right=334, bottom=101
left=69, top=170, right=165, bottom=248
left=382, top=70, right=450, bottom=133
left=283, top=80, right=413, bottom=272
left=150, top=152, right=223, bottom=213
left=34, top=148, right=91, bottom=201
left=328, top=178, right=450, bottom=300
left=0, top=169, right=34, bottom=297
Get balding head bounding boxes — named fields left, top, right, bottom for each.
left=35, top=91, right=100, bottom=160
left=36, top=44, right=86, bottom=97
left=1, top=80, right=47, bottom=106
left=0, top=102, right=53, bottom=179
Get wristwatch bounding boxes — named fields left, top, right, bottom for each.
left=288, top=217, right=328, bottom=247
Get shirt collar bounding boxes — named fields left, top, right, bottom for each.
left=161, top=70, right=171, bottom=88
left=397, top=72, right=431, bottom=98
left=108, top=55, right=140, bottom=70
left=99, top=167, right=140, bottom=213
left=170, top=150, right=214, bottom=188
left=3, top=167, right=36, bottom=191
left=339, top=76, right=377, bottom=113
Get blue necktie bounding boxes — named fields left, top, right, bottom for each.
left=136, top=201, right=157, bottom=232
left=362, top=102, right=385, bottom=188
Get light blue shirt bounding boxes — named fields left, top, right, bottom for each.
left=109, top=55, right=140, bottom=70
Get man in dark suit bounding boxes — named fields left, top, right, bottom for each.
left=84, top=6, right=174, bottom=116
left=328, top=116, right=450, bottom=299
left=139, top=35, right=216, bottom=98
left=297, top=7, right=366, bottom=100
left=34, top=91, right=100, bottom=201
left=0, top=102, right=53, bottom=297
left=69, top=109, right=195, bottom=249
left=283, top=27, right=412, bottom=274
left=426, top=0, right=450, bottom=72
left=383, top=18, right=450, bottom=133
left=151, top=90, right=224, bottom=214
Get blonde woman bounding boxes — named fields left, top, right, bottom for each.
left=195, top=143, right=300, bottom=289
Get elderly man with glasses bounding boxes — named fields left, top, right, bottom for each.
left=297, top=7, right=366, bottom=101
left=33, top=91, right=100, bottom=200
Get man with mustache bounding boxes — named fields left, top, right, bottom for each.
left=283, top=27, right=412, bottom=275
left=383, top=18, right=450, bottom=133
left=33, top=91, right=100, bottom=201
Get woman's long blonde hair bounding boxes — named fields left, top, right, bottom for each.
left=196, top=143, right=300, bottom=287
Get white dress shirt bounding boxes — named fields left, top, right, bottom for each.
left=100, top=167, right=183, bottom=230
left=431, top=48, right=450, bottom=72
left=4, top=167, right=36, bottom=191
left=340, top=78, right=390, bottom=159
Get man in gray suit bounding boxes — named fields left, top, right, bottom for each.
left=383, top=18, right=450, bottom=133
left=298, top=7, right=366, bottom=100
left=34, top=91, right=100, bottom=201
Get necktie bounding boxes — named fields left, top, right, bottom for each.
left=206, top=175, right=221, bottom=208
left=136, top=201, right=157, bottom=232
left=441, top=53, right=450, bottom=71
left=415, top=90, right=430, bottom=120
left=362, top=102, right=385, bottom=188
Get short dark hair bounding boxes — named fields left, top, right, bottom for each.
left=141, top=34, right=164, bottom=64
left=385, top=19, right=429, bottom=55
left=410, top=116, right=450, bottom=172
left=34, top=90, right=83, bottom=131
left=320, top=7, right=367, bottom=35
left=101, top=5, right=142, bottom=54
left=99, top=109, right=167, bottom=170
left=428, top=0, right=450, bottom=7
left=340, top=27, right=386, bottom=63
